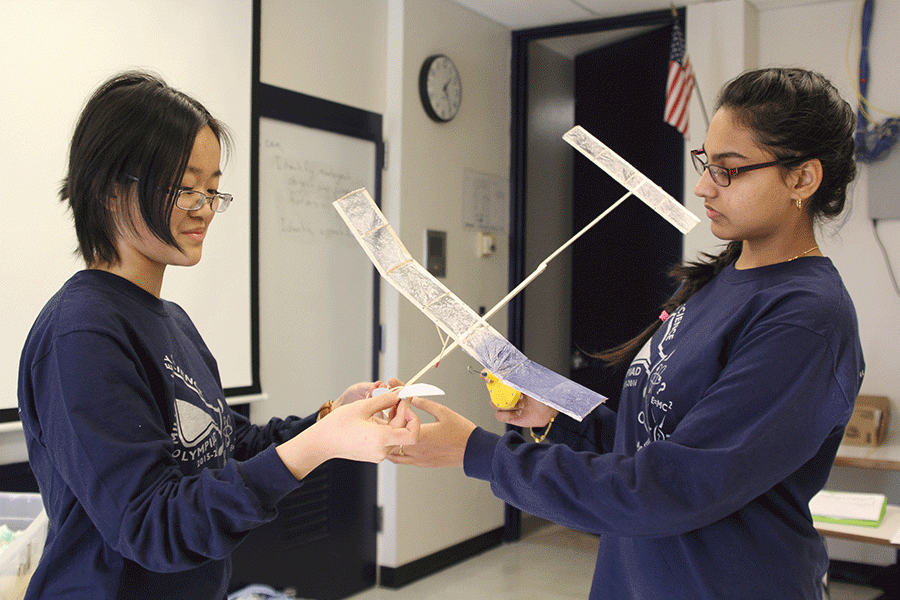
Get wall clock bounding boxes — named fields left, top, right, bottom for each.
left=419, top=54, right=461, bottom=122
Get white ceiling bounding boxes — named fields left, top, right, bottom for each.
left=452, top=0, right=831, bottom=30
left=451, top=0, right=834, bottom=58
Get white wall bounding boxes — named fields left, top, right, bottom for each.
left=259, top=0, right=510, bottom=568
left=689, top=0, right=900, bottom=566
left=260, top=0, right=388, bottom=115
left=387, top=0, right=510, bottom=566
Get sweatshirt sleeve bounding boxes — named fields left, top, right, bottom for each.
left=547, top=405, right=618, bottom=454
left=464, top=323, right=855, bottom=538
left=29, top=329, right=305, bottom=573
left=231, top=411, right=316, bottom=462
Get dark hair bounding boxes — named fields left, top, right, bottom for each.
left=598, top=67, right=857, bottom=367
left=62, top=70, right=233, bottom=265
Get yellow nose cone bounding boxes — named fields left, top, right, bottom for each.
left=483, top=370, right=522, bottom=409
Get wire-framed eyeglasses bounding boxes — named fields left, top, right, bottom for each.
left=690, top=147, right=809, bottom=187
left=126, top=175, right=233, bottom=213
left=172, top=189, right=233, bottom=213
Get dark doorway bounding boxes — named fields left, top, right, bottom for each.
left=508, top=8, right=687, bottom=541
left=569, top=23, right=685, bottom=410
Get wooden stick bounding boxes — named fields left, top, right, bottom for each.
left=405, top=190, right=634, bottom=386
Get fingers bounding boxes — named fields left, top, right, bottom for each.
left=338, top=381, right=377, bottom=406
left=387, top=451, right=414, bottom=465
left=386, top=417, right=471, bottom=468
left=387, top=399, right=419, bottom=434
left=383, top=430, right=418, bottom=460
left=363, top=397, right=419, bottom=449
left=386, top=424, right=418, bottom=449
left=494, top=404, right=524, bottom=425
left=340, top=378, right=404, bottom=406
left=492, top=396, right=557, bottom=429
left=332, top=393, right=420, bottom=462
left=395, top=399, right=419, bottom=435
left=360, top=389, right=401, bottom=414
left=388, top=398, right=412, bottom=427
left=333, top=391, right=398, bottom=427
left=409, top=396, right=448, bottom=419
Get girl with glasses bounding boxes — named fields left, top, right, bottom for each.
left=17, top=71, right=418, bottom=600
left=393, top=68, right=863, bottom=599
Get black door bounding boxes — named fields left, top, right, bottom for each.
left=569, top=23, right=685, bottom=410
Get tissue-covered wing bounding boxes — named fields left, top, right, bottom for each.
left=333, top=188, right=605, bottom=420
left=563, top=125, right=700, bottom=234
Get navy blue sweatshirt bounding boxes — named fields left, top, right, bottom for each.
left=465, top=257, right=864, bottom=599
left=18, top=270, right=311, bottom=599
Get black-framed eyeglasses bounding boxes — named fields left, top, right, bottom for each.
left=690, top=147, right=809, bottom=187
left=126, top=175, right=233, bottom=213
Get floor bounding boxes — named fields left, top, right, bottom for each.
left=346, top=520, right=886, bottom=600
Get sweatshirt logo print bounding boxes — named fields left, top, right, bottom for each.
left=164, top=355, right=233, bottom=468
left=635, top=305, right=685, bottom=451
left=174, top=400, right=215, bottom=446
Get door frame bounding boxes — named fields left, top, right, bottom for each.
left=506, top=6, right=685, bottom=542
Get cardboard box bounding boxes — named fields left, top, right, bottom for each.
left=0, top=493, right=47, bottom=600
left=843, top=395, right=891, bottom=447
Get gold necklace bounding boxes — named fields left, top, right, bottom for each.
left=788, top=245, right=819, bottom=261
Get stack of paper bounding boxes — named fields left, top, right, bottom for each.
left=810, top=490, right=887, bottom=527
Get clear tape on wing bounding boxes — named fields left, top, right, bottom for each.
left=563, top=126, right=701, bottom=234
left=334, top=188, right=605, bottom=421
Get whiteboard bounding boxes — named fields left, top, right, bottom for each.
left=0, top=0, right=254, bottom=415
left=258, top=118, right=377, bottom=411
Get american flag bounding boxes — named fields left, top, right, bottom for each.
left=664, top=21, right=694, bottom=138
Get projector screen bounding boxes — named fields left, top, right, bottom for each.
left=0, top=0, right=255, bottom=417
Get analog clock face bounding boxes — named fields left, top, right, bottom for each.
left=420, top=55, right=461, bottom=122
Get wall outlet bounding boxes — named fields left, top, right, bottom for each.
left=478, top=231, right=495, bottom=257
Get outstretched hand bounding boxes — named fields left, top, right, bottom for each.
left=387, top=397, right=476, bottom=468
left=278, top=391, right=419, bottom=481
left=323, top=392, right=419, bottom=461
